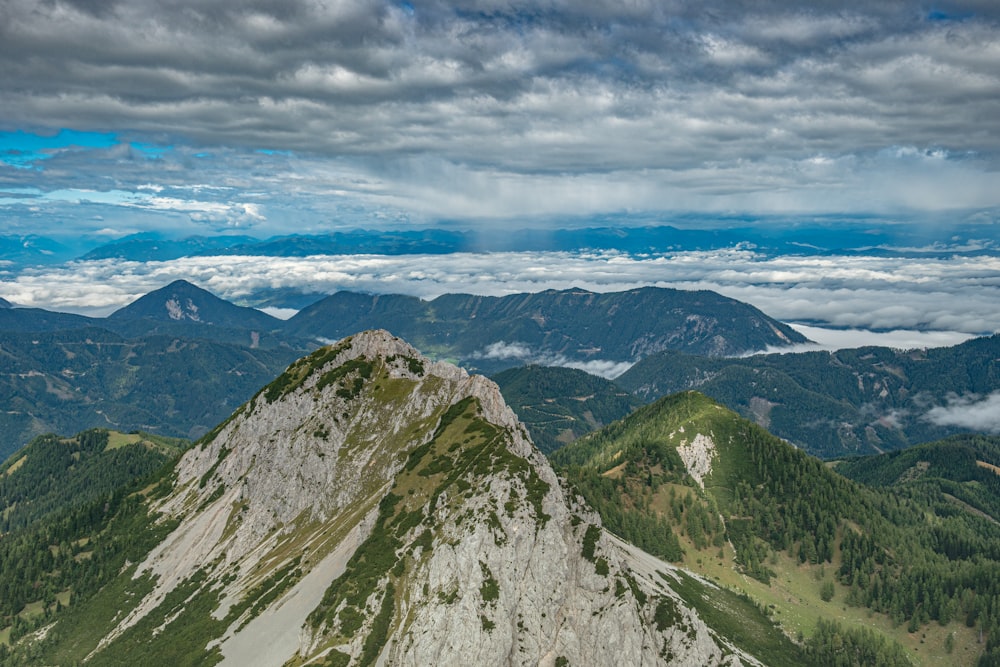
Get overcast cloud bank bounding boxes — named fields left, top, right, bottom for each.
left=2, top=1, right=999, bottom=235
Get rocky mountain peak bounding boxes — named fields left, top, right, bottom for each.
left=83, top=331, right=758, bottom=666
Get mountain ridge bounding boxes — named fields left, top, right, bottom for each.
left=553, top=390, right=1000, bottom=666
left=286, top=286, right=808, bottom=370
left=0, top=281, right=809, bottom=460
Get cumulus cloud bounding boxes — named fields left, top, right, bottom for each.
left=924, top=392, right=1000, bottom=433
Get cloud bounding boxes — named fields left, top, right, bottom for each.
left=259, top=306, right=299, bottom=320
left=1, top=1, right=999, bottom=232
left=924, top=392, right=1000, bottom=433
left=471, top=341, right=634, bottom=379
left=773, top=325, right=976, bottom=352
left=1, top=249, right=997, bottom=340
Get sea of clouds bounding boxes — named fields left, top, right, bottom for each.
left=1, top=249, right=995, bottom=349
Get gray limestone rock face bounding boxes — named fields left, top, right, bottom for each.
left=90, top=330, right=761, bottom=666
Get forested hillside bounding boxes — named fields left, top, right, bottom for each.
left=835, top=434, right=1000, bottom=523
left=0, top=429, right=184, bottom=532
left=0, top=429, right=182, bottom=653
left=285, top=286, right=807, bottom=372
left=0, top=328, right=298, bottom=460
left=493, top=365, right=640, bottom=453
left=554, top=391, right=1000, bottom=666
left=616, top=334, right=1000, bottom=458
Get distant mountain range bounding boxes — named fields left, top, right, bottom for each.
left=0, top=280, right=802, bottom=459
left=6, top=222, right=1000, bottom=271
left=4, top=276, right=997, bottom=464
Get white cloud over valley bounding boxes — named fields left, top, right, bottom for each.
left=471, top=341, right=636, bottom=379
left=924, top=392, right=1000, bottom=433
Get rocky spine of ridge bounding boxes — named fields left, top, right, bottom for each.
left=90, top=330, right=756, bottom=666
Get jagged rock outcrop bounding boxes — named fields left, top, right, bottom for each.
left=89, top=330, right=760, bottom=666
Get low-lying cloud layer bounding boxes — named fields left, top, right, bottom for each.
left=471, top=341, right=635, bottom=379
left=1, top=250, right=997, bottom=342
left=924, top=392, right=1000, bottom=433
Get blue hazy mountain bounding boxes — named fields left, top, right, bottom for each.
left=73, top=221, right=1000, bottom=264
left=284, top=287, right=808, bottom=372
left=109, top=279, right=281, bottom=331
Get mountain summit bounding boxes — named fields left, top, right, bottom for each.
left=28, top=330, right=759, bottom=666
left=109, top=279, right=279, bottom=330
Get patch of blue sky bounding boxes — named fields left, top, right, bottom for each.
left=0, top=187, right=43, bottom=197
left=0, top=129, right=118, bottom=168
left=926, top=8, right=972, bottom=22
left=129, top=142, right=170, bottom=159
left=255, top=149, right=293, bottom=156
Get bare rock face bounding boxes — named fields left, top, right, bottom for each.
left=91, top=330, right=759, bottom=666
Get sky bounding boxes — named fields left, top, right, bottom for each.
left=1, top=1, right=999, bottom=343
left=1, top=0, right=999, bottom=236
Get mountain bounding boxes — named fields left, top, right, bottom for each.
left=110, top=279, right=281, bottom=331
left=2, top=280, right=808, bottom=464
left=493, top=364, right=641, bottom=454
left=616, top=334, right=1000, bottom=458
left=0, top=234, right=77, bottom=267
left=79, top=233, right=259, bottom=261
left=0, top=428, right=185, bottom=533
left=553, top=390, right=1000, bottom=666
left=0, top=281, right=293, bottom=349
left=0, top=307, right=97, bottom=332
left=0, top=298, right=10, bottom=309
left=0, top=327, right=300, bottom=461
left=834, top=434, right=1000, bottom=523
left=0, top=331, right=770, bottom=666
left=75, top=223, right=1000, bottom=265
left=286, top=286, right=808, bottom=372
